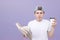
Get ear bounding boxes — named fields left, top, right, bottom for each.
left=34, top=13, right=36, bottom=17
left=34, top=13, right=35, bottom=16
left=43, top=13, right=45, bottom=16
left=43, top=11, right=45, bottom=15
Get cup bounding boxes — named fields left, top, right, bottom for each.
left=50, top=17, right=55, bottom=23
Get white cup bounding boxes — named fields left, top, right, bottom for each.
left=50, top=17, right=55, bottom=23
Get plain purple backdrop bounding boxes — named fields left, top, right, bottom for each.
left=0, top=0, right=60, bottom=40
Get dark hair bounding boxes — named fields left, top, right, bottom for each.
left=34, top=6, right=45, bottom=13
left=37, top=6, right=42, bottom=10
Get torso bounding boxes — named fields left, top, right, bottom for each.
left=28, top=19, right=51, bottom=40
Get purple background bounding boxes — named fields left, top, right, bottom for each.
left=0, top=0, right=60, bottom=40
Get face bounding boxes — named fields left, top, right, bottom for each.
left=34, top=10, right=44, bottom=20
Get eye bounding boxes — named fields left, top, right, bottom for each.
left=40, top=12, right=43, bottom=14
left=36, top=12, right=39, bottom=14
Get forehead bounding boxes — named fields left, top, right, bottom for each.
left=36, top=10, right=43, bottom=12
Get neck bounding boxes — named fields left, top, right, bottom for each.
left=36, top=18, right=42, bottom=22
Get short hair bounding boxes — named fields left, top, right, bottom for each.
left=34, top=6, right=45, bottom=13
left=37, top=6, right=42, bottom=10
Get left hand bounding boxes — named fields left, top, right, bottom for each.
left=52, top=18, right=57, bottom=28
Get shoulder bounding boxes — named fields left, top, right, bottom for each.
left=28, top=20, right=36, bottom=26
left=28, top=20, right=36, bottom=24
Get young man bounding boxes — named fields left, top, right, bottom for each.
left=27, top=6, right=56, bottom=40
left=16, top=6, right=56, bottom=40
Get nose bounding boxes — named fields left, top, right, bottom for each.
left=38, top=13, right=41, bottom=15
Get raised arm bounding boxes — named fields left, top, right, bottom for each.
left=48, top=19, right=56, bottom=37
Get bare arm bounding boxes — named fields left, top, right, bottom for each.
left=48, top=19, right=56, bottom=37
left=48, top=27, right=55, bottom=37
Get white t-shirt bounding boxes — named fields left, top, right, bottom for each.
left=28, top=19, right=52, bottom=40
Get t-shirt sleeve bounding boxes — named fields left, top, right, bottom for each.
left=47, top=21, right=52, bottom=32
left=28, top=22, right=32, bottom=31
left=28, top=22, right=31, bottom=27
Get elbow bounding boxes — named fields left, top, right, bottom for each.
left=48, top=34, right=53, bottom=38
left=48, top=32, right=54, bottom=38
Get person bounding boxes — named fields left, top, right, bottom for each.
left=16, top=6, right=56, bottom=40
left=27, top=6, right=56, bottom=40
